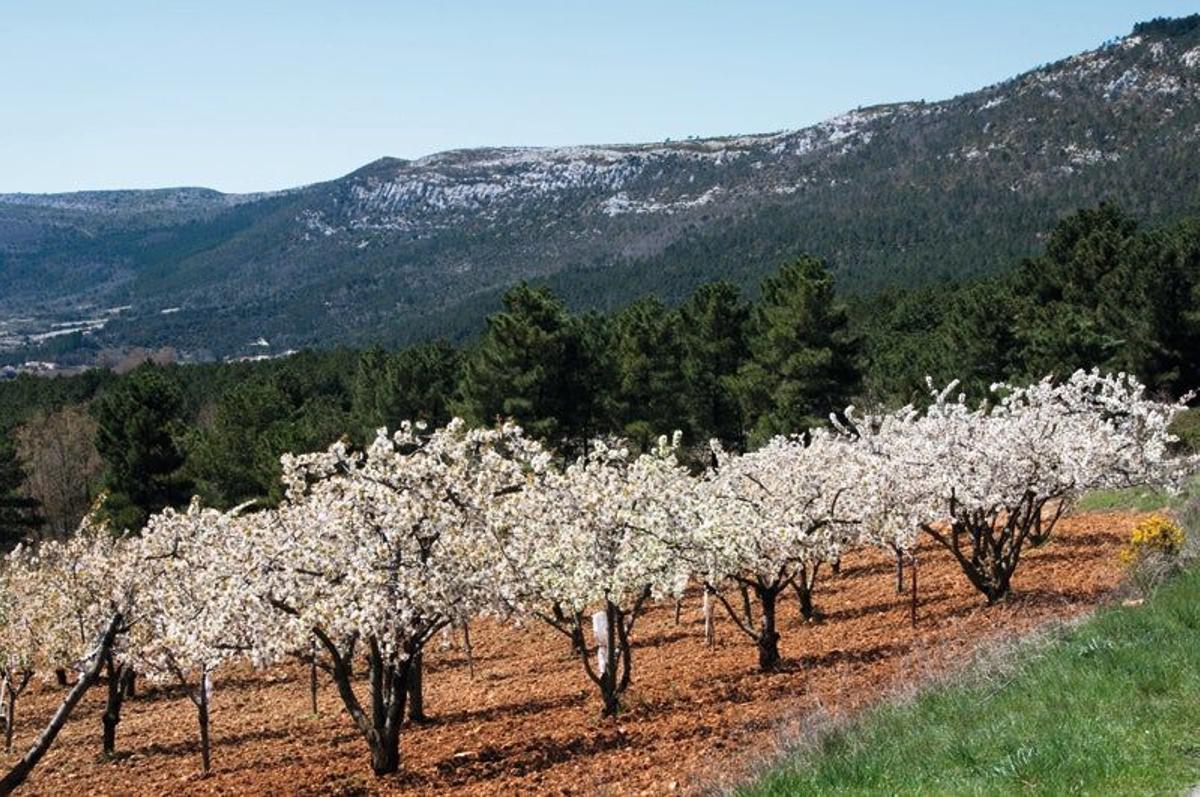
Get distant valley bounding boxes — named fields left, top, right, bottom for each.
left=3, top=16, right=1200, bottom=366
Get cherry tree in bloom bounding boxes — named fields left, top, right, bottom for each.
left=689, top=431, right=863, bottom=671
left=258, top=420, right=548, bottom=776
left=0, top=516, right=138, bottom=792
left=0, top=556, right=38, bottom=752
left=132, top=499, right=264, bottom=774
left=834, top=408, right=933, bottom=596
left=491, top=434, right=693, bottom=716
left=852, top=370, right=1194, bottom=604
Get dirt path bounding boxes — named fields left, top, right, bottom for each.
left=2, top=512, right=1142, bottom=795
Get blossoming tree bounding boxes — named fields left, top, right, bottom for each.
left=258, top=420, right=547, bottom=775
left=861, top=370, right=1193, bottom=604
left=492, top=435, right=693, bottom=715
left=0, top=518, right=138, bottom=793
left=690, top=431, right=863, bottom=670
left=132, top=499, right=264, bottom=774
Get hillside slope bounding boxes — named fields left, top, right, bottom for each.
left=3, top=16, right=1200, bottom=361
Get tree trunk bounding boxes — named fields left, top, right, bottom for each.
left=367, top=649, right=406, bottom=776
left=369, top=726, right=401, bottom=776
left=309, top=643, right=319, bottom=716
left=0, top=676, right=8, bottom=746
left=406, top=652, right=426, bottom=723
left=197, top=673, right=211, bottom=775
left=2, top=669, right=32, bottom=755
left=579, top=601, right=632, bottom=718
left=673, top=598, right=682, bottom=626
left=4, top=683, right=15, bottom=753
left=554, top=602, right=586, bottom=655
left=793, top=563, right=821, bottom=622
left=894, top=547, right=905, bottom=594
left=101, top=655, right=127, bottom=758
left=797, top=586, right=815, bottom=621
left=462, top=622, right=476, bottom=679
left=0, top=614, right=122, bottom=794
left=122, top=669, right=136, bottom=698
left=54, top=669, right=68, bottom=688
left=314, top=630, right=409, bottom=778
left=599, top=602, right=621, bottom=717
left=922, top=494, right=1062, bottom=605
left=740, top=585, right=754, bottom=629
left=702, top=588, right=715, bottom=648
left=755, top=587, right=781, bottom=671
left=910, top=552, right=919, bottom=627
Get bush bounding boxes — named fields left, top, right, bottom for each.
left=1121, top=513, right=1186, bottom=595
left=1120, top=514, right=1185, bottom=564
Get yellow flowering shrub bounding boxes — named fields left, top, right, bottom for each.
left=1120, top=513, right=1185, bottom=567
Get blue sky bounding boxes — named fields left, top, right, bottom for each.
left=1, top=1, right=1195, bottom=193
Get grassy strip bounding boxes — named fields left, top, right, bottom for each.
left=1074, top=475, right=1200, bottom=513
left=1074, top=486, right=1174, bottom=512
left=742, top=567, right=1200, bottom=796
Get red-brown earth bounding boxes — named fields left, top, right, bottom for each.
left=2, top=511, right=1143, bottom=795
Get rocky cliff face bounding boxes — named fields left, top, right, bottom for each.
left=4, top=17, right=1200, bottom=362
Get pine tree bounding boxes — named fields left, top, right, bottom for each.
left=734, top=257, right=862, bottom=446
left=93, top=364, right=192, bottom=530
left=1011, top=205, right=1138, bottom=379
left=937, top=281, right=1022, bottom=398
left=1119, top=219, right=1200, bottom=393
left=455, top=284, right=586, bottom=448
left=563, top=311, right=618, bottom=452
left=678, top=282, right=749, bottom=449
left=352, top=341, right=461, bottom=438
left=611, top=297, right=689, bottom=449
left=0, top=433, right=40, bottom=547
left=186, top=377, right=293, bottom=508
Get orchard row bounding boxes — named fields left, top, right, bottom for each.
left=0, top=369, right=1190, bottom=787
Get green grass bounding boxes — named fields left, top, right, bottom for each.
left=1074, top=486, right=1174, bottom=512
left=742, top=566, right=1200, bottom=796
left=1075, top=475, right=1200, bottom=513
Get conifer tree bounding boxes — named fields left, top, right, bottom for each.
left=733, top=257, right=861, bottom=446
left=186, top=377, right=294, bottom=507
left=92, top=364, right=192, bottom=529
left=611, top=297, right=688, bottom=449
left=352, top=341, right=460, bottom=437
left=1012, top=204, right=1139, bottom=379
left=679, top=282, right=750, bottom=449
left=0, top=434, right=40, bottom=547
left=456, top=284, right=585, bottom=448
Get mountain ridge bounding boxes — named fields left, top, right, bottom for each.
left=3, top=16, right=1200, bottom=364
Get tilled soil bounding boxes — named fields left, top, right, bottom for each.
left=3, top=512, right=1142, bottom=795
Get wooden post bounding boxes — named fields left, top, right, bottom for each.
left=0, top=675, right=8, bottom=741
left=309, top=641, right=319, bottom=716
left=702, top=588, right=715, bottom=648
left=591, top=610, right=609, bottom=675
left=910, top=552, right=919, bottom=627
left=462, top=621, right=476, bottom=680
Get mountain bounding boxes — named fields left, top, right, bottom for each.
left=4, top=15, right=1200, bottom=364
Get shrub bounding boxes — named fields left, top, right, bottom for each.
left=1121, top=513, right=1186, bottom=595
left=1120, top=514, right=1185, bottom=566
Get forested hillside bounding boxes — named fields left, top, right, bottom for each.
left=2, top=201, right=1198, bottom=543
left=3, top=16, right=1200, bottom=362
